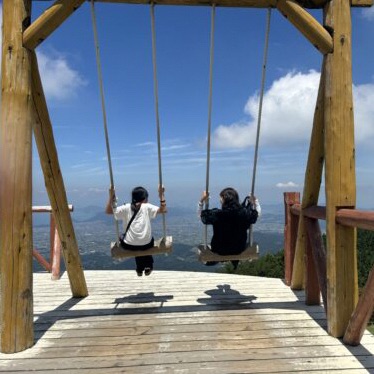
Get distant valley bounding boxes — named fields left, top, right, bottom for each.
left=33, top=204, right=285, bottom=273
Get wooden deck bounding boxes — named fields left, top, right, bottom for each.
left=1, top=270, right=373, bottom=373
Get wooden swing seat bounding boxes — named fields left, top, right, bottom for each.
left=197, top=243, right=259, bottom=262
left=111, top=236, right=173, bottom=259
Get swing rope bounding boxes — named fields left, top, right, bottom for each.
left=249, top=8, right=271, bottom=245
left=90, top=0, right=120, bottom=243
left=150, top=3, right=167, bottom=239
left=204, top=4, right=216, bottom=249
left=202, top=7, right=271, bottom=249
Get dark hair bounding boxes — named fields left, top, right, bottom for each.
left=220, top=187, right=241, bottom=210
left=131, top=186, right=148, bottom=211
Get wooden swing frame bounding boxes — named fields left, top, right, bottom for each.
left=1, top=0, right=372, bottom=354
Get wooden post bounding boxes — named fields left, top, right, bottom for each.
left=283, top=192, right=300, bottom=286
left=276, top=0, right=333, bottom=54
left=324, top=0, right=358, bottom=337
left=291, top=59, right=326, bottom=290
left=343, top=263, right=374, bottom=345
left=0, top=0, right=34, bottom=353
left=30, top=51, right=88, bottom=297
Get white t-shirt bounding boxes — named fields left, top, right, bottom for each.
left=113, top=203, right=159, bottom=246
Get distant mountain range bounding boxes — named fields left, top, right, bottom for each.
left=32, top=203, right=285, bottom=273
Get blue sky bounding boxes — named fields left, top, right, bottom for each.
left=1, top=3, right=374, bottom=209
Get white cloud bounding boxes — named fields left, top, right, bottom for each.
left=362, top=7, right=374, bottom=20
left=213, top=70, right=374, bottom=149
left=276, top=181, right=299, bottom=188
left=0, top=4, right=85, bottom=101
left=162, top=144, right=191, bottom=151
left=37, top=50, right=86, bottom=100
left=88, top=187, right=106, bottom=193
left=135, top=142, right=155, bottom=147
left=353, top=82, right=374, bottom=142
left=213, top=70, right=320, bottom=148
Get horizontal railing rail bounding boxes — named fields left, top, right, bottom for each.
left=284, top=193, right=374, bottom=347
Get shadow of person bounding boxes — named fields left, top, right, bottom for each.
left=114, top=292, right=174, bottom=308
left=197, top=284, right=256, bottom=305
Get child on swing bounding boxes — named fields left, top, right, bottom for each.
left=106, top=185, right=167, bottom=276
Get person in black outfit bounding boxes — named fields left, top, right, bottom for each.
left=198, top=187, right=261, bottom=270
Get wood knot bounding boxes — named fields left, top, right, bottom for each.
left=21, top=289, right=32, bottom=299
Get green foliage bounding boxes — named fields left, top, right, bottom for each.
left=220, top=229, right=374, bottom=286
left=323, top=229, right=374, bottom=289
left=221, top=250, right=285, bottom=278
left=357, top=229, right=374, bottom=289
left=368, top=324, right=374, bottom=335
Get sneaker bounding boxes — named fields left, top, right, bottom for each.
left=144, top=267, right=153, bottom=276
left=136, top=270, right=143, bottom=277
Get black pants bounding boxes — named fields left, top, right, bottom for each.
left=120, top=238, right=154, bottom=271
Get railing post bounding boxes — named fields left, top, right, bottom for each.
left=32, top=206, right=69, bottom=279
left=305, top=218, right=321, bottom=306
left=51, top=216, right=62, bottom=280
left=305, top=217, right=327, bottom=309
left=50, top=213, right=56, bottom=265
left=284, top=192, right=300, bottom=286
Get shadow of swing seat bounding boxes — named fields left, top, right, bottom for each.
left=197, top=243, right=259, bottom=262
left=111, top=236, right=173, bottom=259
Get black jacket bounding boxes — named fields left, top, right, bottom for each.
left=201, top=205, right=258, bottom=255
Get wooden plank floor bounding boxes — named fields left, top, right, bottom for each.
left=1, top=270, right=373, bottom=373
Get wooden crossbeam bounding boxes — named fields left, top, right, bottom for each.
left=25, top=0, right=372, bottom=51
left=276, top=0, right=333, bottom=54
left=32, top=205, right=73, bottom=213
left=30, top=0, right=373, bottom=7
left=93, top=0, right=373, bottom=8
left=23, top=0, right=85, bottom=49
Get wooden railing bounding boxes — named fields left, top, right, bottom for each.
left=284, top=192, right=374, bottom=346
left=32, top=205, right=73, bottom=280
